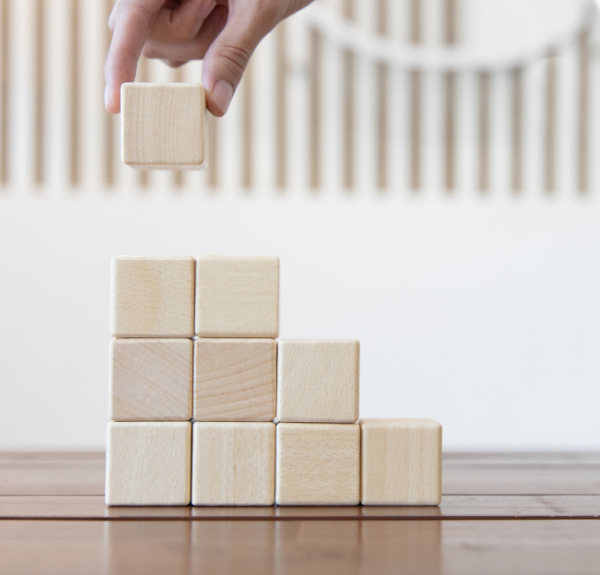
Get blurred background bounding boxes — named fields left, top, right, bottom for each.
left=0, top=0, right=599, bottom=450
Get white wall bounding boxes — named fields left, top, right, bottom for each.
left=0, top=190, right=599, bottom=450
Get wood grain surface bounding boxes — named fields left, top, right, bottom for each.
left=121, top=83, right=208, bottom=170
left=192, top=422, right=275, bottom=506
left=193, top=339, right=276, bottom=421
left=275, top=423, right=360, bottom=506
left=110, top=338, right=193, bottom=421
left=195, top=256, right=279, bottom=338
left=277, top=340, right=359, bottom=423
left=110, top=256, right=195, bottom=338
left=360, top=419, right=442, bottom=505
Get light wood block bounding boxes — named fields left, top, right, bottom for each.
left=195, top=256, right=279, bottom=338
left=277, top=340, right=359, bottom=423
left=275, top=423, right=360, bottom=506
left=111, top=256, right=195, bottom=338
left=121, top=83, right=208, bottom=170
left=110, top=338, right=193, bottom=421
left=194, top=339, right=276, bottom=421
left=105, top=422, right=192, bottom=506
left=360, top=419, right=442, bottom=505
left=192, top=422, right=275, bottom=505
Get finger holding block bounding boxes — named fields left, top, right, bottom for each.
left=121, top=83, right=209, bottom=170
left=105, top=422, right=192, bottom=506
left=192, top=422, right=275, bottom=506
left=111, top=256, right=195, bottom=338
left=110, top=338, right=193, bottom=421
left=195, top=256, right=279, bottom=338
left=360, top=419, right=442, bottom=505
left=277, top=340, right=359, bottom=423
left=194, top=339, right=276, bottom=422
left=275, top=423, right=360, bottom=506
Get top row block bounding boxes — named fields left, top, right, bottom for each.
left=111, top=256, right=279, bottom=338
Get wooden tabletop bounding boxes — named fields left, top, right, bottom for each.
left=2, top=451, right=600, bottom=574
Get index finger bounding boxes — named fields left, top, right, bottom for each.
left=105, top=0, right=165, bottom=113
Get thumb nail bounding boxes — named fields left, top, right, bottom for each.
left=211, top=80, right=234, bottom=115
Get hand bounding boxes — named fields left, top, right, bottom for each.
left=105, top=0, right=314, bottom=116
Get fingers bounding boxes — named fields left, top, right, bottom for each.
left=202, top=4, right=280, bottom=116
left=105, top=0, right=166, bottom=113
left=142, top=5, right=228, bottom=62
left=150, top=0, right=217, bottom=43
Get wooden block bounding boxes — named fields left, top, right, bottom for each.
left=360, top=419, right=442, bottom=505
left=275, top=423, right=360, bottom=505
left=105, top=422, right=192, bottom=506
left=194, top=339, right=276, bottom=421
left=110, top=338, right=193, bottom=421
left=277, top=340, right=359, bottom=423
left=111, top=256, right=195, bottom=338
left=121, top=83, right=208, bottom=170
left=195, top=256, right=279, bottom=338
left=192, top=422, right=275, bottom=505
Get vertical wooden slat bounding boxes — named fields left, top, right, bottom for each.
left=309, top=28, right=320, bottom=190
left=0, top=0, right=9, bottom=185
left=275, top=23, right=286, bottom=190
left=70, top=0, right=79, bottom=186
left=544, top=53, right=557, bottom=194
left=375, top=0, right=387, bottom=191
left=408, top=0, right=422, bottom=191
left=511, top=69, right=523, bottom=193
left=241, top=60, right=252, bottom=189
left=443, top=0, right=457, bottom=192
left=342, top=0, right=354, bottom=191
left=33, top=0, right=44, bottom=186
left=478, top=72, right=490, bottom=192
left=577, top=31, right=590, bottom=194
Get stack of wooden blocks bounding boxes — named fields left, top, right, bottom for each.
left=106, top=255, right=442, bottom=507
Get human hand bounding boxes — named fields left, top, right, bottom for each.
left=105, top=0, right=314, bottom=116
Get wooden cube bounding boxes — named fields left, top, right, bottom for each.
left=192, top=422, right=275, bottom=505
left=360, top=419, right=442, bottom=505
left=195, top=256, right=279, bottom=338
left=106, top=422, right=192, bottom=506
left=111, top=256, right=195, bottom=338
left=277, top=340, right=359, bottom=423
left=110, top=338, right=193, bottom=421
left=275, top=423, right=360, bottom=505
left=194, top=339, right=276, bottom=421
left=121, top=83, right=208, bottom=170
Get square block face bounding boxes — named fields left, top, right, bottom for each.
left=111, top=256, right=195, bottom=338
left=192, top=422, right=275, bottom=505
left=277, top=340, right=359, bottom=423
left=275, top=423, right=360, bottom=505
left=105, top=422, right=192, bottom=506
left=195, top=256, right=279, bottom=338
left=110, top=338, right=193, bottom=421
left=121, top=83, right=208, bottom=170
left=194, top=339, right=276, bottom=421
left=360, top=419, right=442, bottom=505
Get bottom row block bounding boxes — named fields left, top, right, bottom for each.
left=105, top=420, right=442, bottom=506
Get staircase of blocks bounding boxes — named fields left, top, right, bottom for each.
left=106, top=255, right=442, bottom=506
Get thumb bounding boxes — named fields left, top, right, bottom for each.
left=202, top=7, right=274, bottom=116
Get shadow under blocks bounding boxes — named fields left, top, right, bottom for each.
left=106, top=255, right=442, bottom=507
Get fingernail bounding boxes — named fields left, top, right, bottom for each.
left=211, top=80, right=234, bottom=115
left=199, top=0, right=217, bottom=22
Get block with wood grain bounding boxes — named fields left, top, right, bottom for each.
left=195, top=256, right=279, bottom=338
left=121, top=83, right=209, bottom=170
left=110, top=338, right=193, bottom=421
left=276, top=339, right=359, bottom=423
left=194, top=338, right=276, bottom=422
left=111, top=255, right=195, bottom=338
left=360, top=419, right=442, bottom=505
left=192, top=422, right=275, bottom=506
left=275, top=423, right=360, bottom=506
left=105, top=421, right=192, bottom=506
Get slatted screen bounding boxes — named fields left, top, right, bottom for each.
left=0, top=0, right=596, bottom=194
